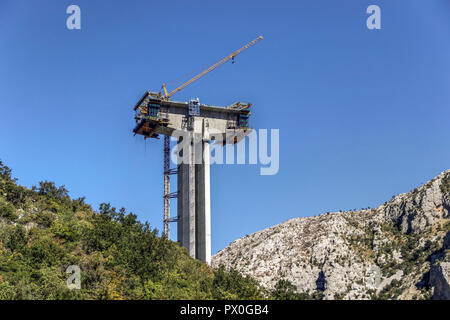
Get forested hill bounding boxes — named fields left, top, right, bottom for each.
left=0, top=159, right=264, bottom=300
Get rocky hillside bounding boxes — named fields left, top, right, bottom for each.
left=212, top=170, right=450, bottom=300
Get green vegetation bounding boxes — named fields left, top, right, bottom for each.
left=441, top=173, right=450, bottom=194
left=0, top=160, right=265, bottom=300
left=270, top=279, right=315, bottom=300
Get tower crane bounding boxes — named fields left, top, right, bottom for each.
left=160, top=35, right=263, bottom=101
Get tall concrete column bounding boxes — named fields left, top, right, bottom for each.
left=178, top=131, right=196, bottom=258
left=177, top=119, right=211, bottom=264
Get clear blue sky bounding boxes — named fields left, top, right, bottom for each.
left=1, top=0, right=449, bottom=254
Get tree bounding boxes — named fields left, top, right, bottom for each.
left=271, top=279, right=312, bottom=300
left=35, top=181, right=69, bottom=200
left=212, top=266, right=263, bottom=300
left=0, top=160, right=12, bottom=180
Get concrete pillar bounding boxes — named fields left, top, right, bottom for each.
left=176, top=119, right=211, bottom=264
left=179, top=131, right=196, bottom=258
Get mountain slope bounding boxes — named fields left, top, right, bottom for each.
left=212, top=170, right=450, bottom=300
left=0, top=160, right=263, bottom=300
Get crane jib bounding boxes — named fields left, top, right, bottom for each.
left=164, top=36, right=263, bottom=99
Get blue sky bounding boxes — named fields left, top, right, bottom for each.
left=1, top=0, right=449, bottom=254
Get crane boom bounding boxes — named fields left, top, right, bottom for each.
left=162, top=35, right=263, bottom=100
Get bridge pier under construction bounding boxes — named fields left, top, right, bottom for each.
left=133, top=95, right=253, bottom=264
left=177, top=130, right=211, bottom=264
left=132, top=36, right=261, bottom=264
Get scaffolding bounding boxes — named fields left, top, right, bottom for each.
left=162, top=127, right=178, bottom=238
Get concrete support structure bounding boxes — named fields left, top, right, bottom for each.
left=133, top=96, right=251, bottom=265
left=177, top=122, right=211, bottom=264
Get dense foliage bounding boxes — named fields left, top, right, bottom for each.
left=0, top=160, right=265, bottom=300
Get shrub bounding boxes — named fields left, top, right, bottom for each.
left=0, top=197, right=17, bottom=220
left=441, top=173, right=450, bottom=194
left=0, top=281, right=15, bottom=300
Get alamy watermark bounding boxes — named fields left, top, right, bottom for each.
left=65, top=4, right=381, bottom=31
left=367, top=265, right=381, bottom=289
left=66, top=5, right=81, bottom=30
left=169, top=128, right=279, bottom=176
left=366, top=5, right=381, bottom=30
left=66, top=265, right=81, bottom=290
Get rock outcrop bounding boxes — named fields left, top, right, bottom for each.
left=212, top=170, right=450, bottom=300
